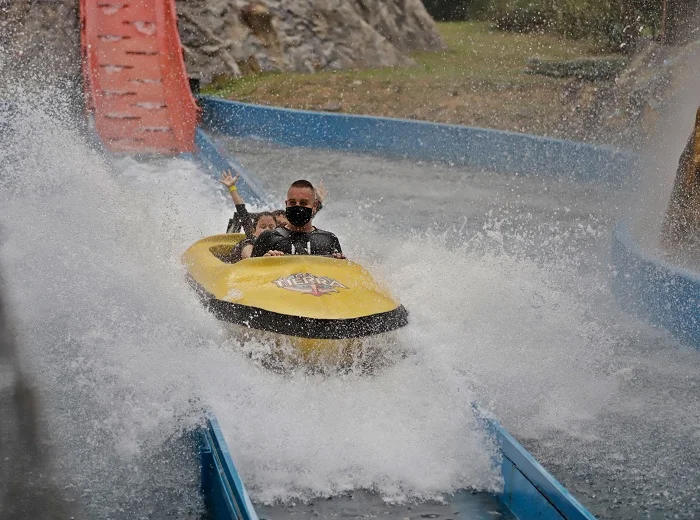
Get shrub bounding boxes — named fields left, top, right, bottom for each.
left=422, top=0, right=491, bottom=21
left=488, top=0, right=661, bottom=52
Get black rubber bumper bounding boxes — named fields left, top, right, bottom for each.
left=188, top=277, right=408, bottom=339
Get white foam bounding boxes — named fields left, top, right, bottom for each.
left=0, top=98, right=501, bottom=510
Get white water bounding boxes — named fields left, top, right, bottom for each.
left=226, top=138, right=700, bottom=519
left=0, top=98, right=502, bottom=515
left=1, top=99, right=223, bottom=515
left=4, top=93, right=700, bottom=519
left=227, top=138, right=631, bottom=436
left=627, top=42, right=700, bottom=251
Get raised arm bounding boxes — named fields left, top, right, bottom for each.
left=315, top=179, right=328, bottom=212
left=219, top=170, right=244, bottom=205
left=219, top=170, right=254, bottom=237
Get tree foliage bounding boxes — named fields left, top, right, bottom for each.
left=422, top=0, right=663, bottom=52
left=663, top=0, right=700, bottom=45
left=422, top=0, right=490, bottom=20
left=490, top=0, right=662, bottom=51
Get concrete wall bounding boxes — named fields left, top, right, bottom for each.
left=611, top=220, right=700, bottom=348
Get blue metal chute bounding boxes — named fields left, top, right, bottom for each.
left=482, top=415, right=596, bottom=520
left=198, top=415, right=259, bottom=520
left=197, top=408, right=597, bottom=520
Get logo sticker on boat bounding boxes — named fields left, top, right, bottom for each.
left=272, top=273, right=347, bottom=297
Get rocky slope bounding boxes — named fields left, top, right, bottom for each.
left=178, top=0, right=444, bottom=82
left=0, top=0, right=81, bottom=90
left=177, top=0, right=442, bottom=82
left=0, top=0, right=443, bottom=87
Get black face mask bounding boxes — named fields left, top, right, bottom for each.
left=286, top=206, right=314, bottom=227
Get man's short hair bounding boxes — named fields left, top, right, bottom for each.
left=290, top=179, right=315, bottom=197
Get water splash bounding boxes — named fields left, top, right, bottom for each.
left=0, top=97, right=503, bottom=513
left=224, top=138, right=700, bottom=518
left=627, top=42, right=700, bottom=251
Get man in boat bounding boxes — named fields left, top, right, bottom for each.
left=251, top=180, right=345, bottom=258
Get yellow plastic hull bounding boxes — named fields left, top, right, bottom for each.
left=183, top=234, right=408, bottom=367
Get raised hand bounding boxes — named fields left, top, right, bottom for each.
left=220, top=169, right=244, bottom=205
left=219, top=170, right=240, bottom=189
left=316, top=179, right=329, bottom=203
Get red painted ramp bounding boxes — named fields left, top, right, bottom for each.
left=81, top=0, right=199, bottom=154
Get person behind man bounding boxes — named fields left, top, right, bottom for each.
left=252, top=180, right=344, bottom=258
left=270, top=209, right=289, bottom=229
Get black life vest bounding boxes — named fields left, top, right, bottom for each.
left=251, top=227, right=342, bottom=257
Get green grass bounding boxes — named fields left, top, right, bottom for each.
left=200, top=21, right=620, bottom=141
left=415, top=21, right=605, bottom=81
left=203, top=21, right=607, bottom=99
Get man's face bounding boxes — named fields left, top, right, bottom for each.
left=285, top=186, right=316, bottom=210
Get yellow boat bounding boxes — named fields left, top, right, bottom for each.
left=182, top=234, right=408, bottom=368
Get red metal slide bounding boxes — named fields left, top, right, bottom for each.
left=80, top=0, right=199, bottom=154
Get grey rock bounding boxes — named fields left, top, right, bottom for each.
left=1, top=0, right=442, bottom=87
left=176, top=0, right=444, bottom=83
left=320, top=102, right=342, bottom=112
left=0, top=0, right=81, bottom=92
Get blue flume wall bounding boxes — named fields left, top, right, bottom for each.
left=485, top=417, right=595, bottom=520
left=199, top=96, right=639, bottom=185
left=611, top=220, right=700, bottom=348
left=199, top=407, right=597, bottom=520
left=199, top=416, right=259, bottom=520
